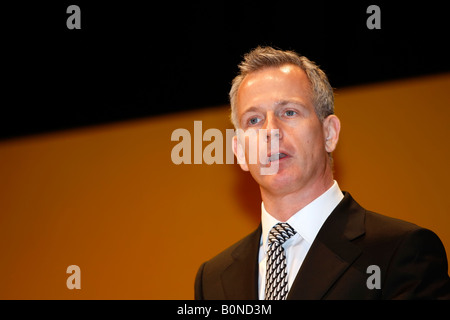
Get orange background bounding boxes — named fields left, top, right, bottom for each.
left=0, top=73, right=449, bottom=299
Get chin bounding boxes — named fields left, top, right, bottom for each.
left=257, top=169, right=301, bottom=193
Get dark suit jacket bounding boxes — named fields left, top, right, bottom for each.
left=195, top=192, right=450, bottom=299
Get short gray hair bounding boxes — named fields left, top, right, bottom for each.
left=229, top=46, right=334, bottom=128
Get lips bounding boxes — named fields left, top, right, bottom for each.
left=268, top=152, right=288, bottom=162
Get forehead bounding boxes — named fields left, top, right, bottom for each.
left=237, top=64, right=313, bottom=111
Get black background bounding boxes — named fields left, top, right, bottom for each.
left=2, top=0, right=449, bottom=140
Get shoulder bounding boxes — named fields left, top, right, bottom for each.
left=194, top=226, right=261, bottom=300
left=337, top=192, right=425, bottom=242
left=380, top=222, right=450, bottom=299
left=364, top=210, right=421, bottom=236
left=362, top=209, right=447, bottom=255
left=351, top=201, right=444, bottom=259
left=355, top=208, right=450, bottom=299
left=201, top=225, right=261, bottom=271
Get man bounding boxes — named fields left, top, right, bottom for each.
left=194, top=46, right=450, bottom=299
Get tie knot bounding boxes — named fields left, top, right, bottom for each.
left=268, top=222, right=296, bottom=246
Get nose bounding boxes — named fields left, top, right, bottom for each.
left=263, top=113, right=282, bottom=142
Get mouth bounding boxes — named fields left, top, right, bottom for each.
left=268, top=152, right=289, bottom=163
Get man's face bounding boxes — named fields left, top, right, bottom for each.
left=233, top=64, right=339, bottom=196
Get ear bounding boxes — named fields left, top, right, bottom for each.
left=323, top=115, right=341, bottom=153
left=233, top=135, right=249, bottom=171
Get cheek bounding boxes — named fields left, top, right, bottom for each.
left=293, top=126, right=325, bottom=158
left=242, top=130, right=273, bottom=162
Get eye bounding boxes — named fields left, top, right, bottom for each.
left=248, top=117, right=261, bottom=126
left=284, top=110, right=297, bottom=117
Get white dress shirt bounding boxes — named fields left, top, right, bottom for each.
left=258, top=180, right=344, bottom=300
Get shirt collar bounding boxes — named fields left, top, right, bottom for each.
left=261, top=180, right=344, bottom=250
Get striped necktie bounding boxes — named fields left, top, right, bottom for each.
left=265, top=222, right=296, bottom=300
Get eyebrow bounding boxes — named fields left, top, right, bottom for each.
left=241, top=99, right=308, bottom=116
left=273, top=99, right=308, bottom=109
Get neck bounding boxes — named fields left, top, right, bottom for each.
left=261, top=172, right=334, bottom=222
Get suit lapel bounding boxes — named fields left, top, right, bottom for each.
left=220, top=225, right=261, bottom=299
left=287, top=192, right=365, bottom=300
